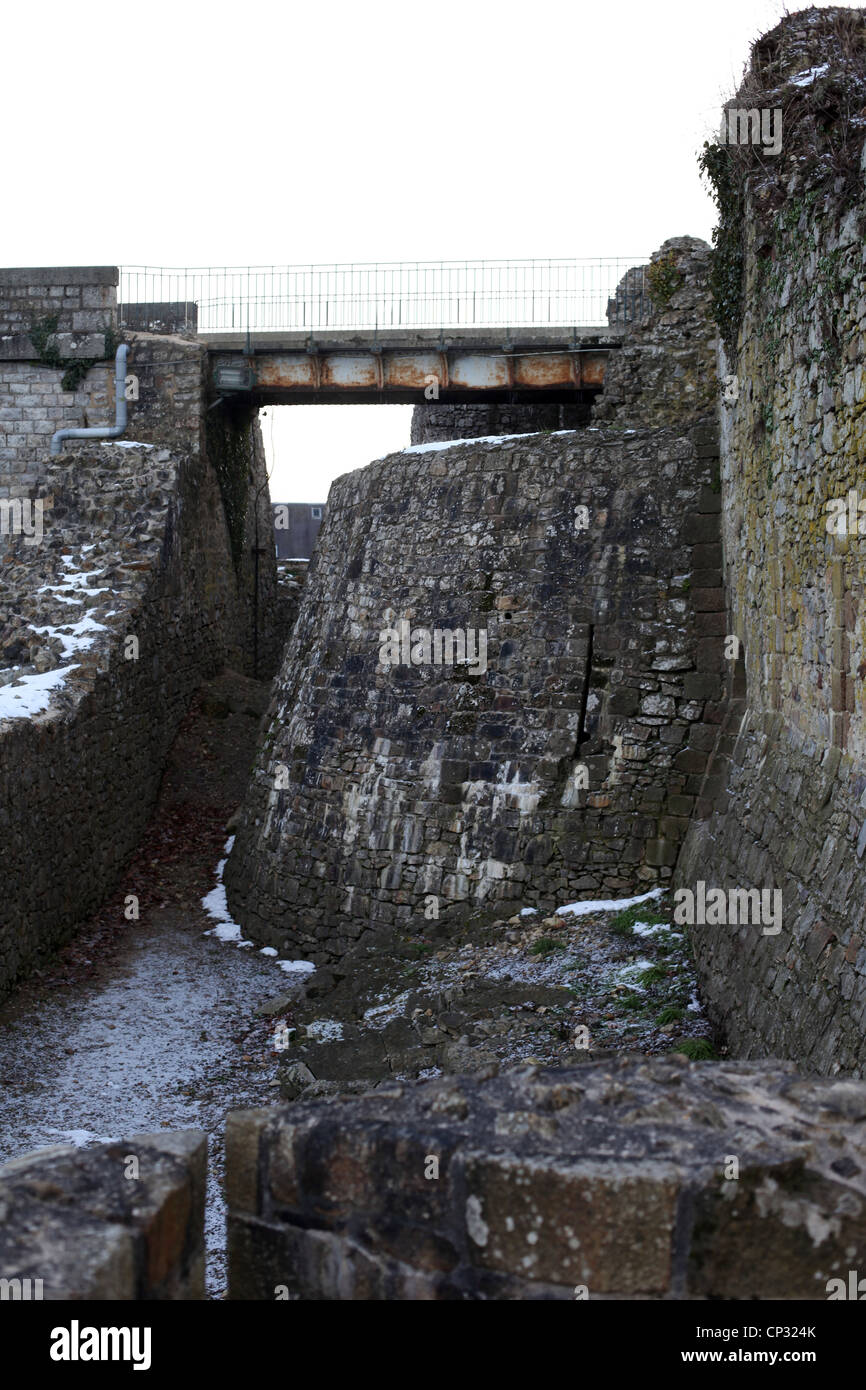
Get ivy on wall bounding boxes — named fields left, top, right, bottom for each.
left=698, top=141, right=745, bottom=363
left=29, top=314, right=118, bottom=392
left=205, top=403, right=253, bottom=570
left=646, top=252, right=683, bottom=310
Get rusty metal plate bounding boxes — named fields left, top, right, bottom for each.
left=448, top=353, right=510, bottom=390
left=320, top=355, right=379, bottom=388
left=214, top=341, right=611, bottom=397
left=385, top=352, right=444, bottom=390
left=255, top=355, right=317, bottom=389
left=513, top=353, right=574, bottom=388
left=579, top=353, right=607, bottom=387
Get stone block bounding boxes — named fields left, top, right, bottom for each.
left=461, top=1153, right=677, bottom=1292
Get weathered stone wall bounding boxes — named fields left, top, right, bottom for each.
left=226, top=1057, right=866, bottom=1300
left=225, top=236, right=720, bottom=964
left=410, top=401, right=589, bottom=445
left=0, top=266, right=117, bottom=345
left=0, top=267, right=118, bottom=489
left=0, top=1131, right=205, bottom=1299
left=0, top=440, right=245, bottom=992
left=0, top=274, right=283, bottom=993
left=676, top=7, right=866, bottom=1073
left=225, top=420, right=724, bottom=963
left=591, top=238, right=718, bottom=430
left=206, top=397, right=283, bottom=680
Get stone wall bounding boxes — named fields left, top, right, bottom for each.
left=591, top=238, right=718, bottom=430
left=410, top=401, right=590, bottom=446
left=225, top=235, right=721, bottom=964
left=0, top=268, right=286, bottom=989
left=0, top=267, right=118, bottom=489
left=0, top=273, right=283, bottom=993
left=676, top=7, right=866, bottom=1073
left=0, top=440, right=244, bottom=992
left=0, top=265, right=117, bottom=345
left=0, top=1131, right=205, bottom=1299
left=224, top=420, right=724, bottom=963
left=205, top=397, right=283, bottom=680
left=226, top=1057, right=866, bottom=1300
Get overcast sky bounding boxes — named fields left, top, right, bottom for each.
left=6, top=0, right=857, bottom=500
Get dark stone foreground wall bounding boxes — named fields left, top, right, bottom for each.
left=226, top=1058, right=866, bottom=1300
left=225, top=421, right=724, bottom=963
left=0, top=1131, right=205, bottom=1298
left=675, top=8, right=866, bottom=1074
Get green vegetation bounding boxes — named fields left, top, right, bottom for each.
left=646, top=252, right=683, bottom=309
left=638, top=964, right=669, bottom=987
left=404, top=942, right=434, bottom=960
left=529, top=937, right=566, bottom=956
left=29, top=314, right=118, bottom=393
left=609, top=901, right=669, bottom=937
left=673, top=1037, right=716, bottom=1061
left=619, top=992, right=646, bottom=1012
left=656, top=1005, right=685, bottom=1025
left=698, top=140, right=745, bottom=361
left=206, top=405, right=255, bottom=569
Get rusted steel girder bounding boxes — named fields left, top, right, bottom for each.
left=208, top=341, right=611, bottom=403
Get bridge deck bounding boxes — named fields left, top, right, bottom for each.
left=205, top=328, right=622, bottom=405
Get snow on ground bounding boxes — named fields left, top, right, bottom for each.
left=202, top=837, right=316, bottom=976
left=556, top=887, right=664, bottom=918
left=202, top=839, right=254, bottom=945
left=364, top=991, right=411, bottom=1029
left=632, top=918, right=676, bottom=938
left=0, top=665, right=80, bottom=720
left=46, top=1127, right=120, bottom=1148
left=305, top=1019, right=344, bottom=1042
left=35, top=567, right=110, bottom=598
left=613, top=958, right=658, bottom=989
left=31, top=615, right=108, bottom=659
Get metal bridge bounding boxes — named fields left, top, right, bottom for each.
left=119, top=259, right=648, bottom=404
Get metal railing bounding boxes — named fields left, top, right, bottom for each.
left=118, top=259, right=649, bottom=335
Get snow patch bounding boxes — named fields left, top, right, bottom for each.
left=789, top=63, right=829, bottom=86
left=364, top=992, right=410, bottom=1029
left=556, top=887, right=664, bottom=918
left=46, top=1127, right=120, bottom=1147
left=0, top=665, right=79, bottom=720
left=398, top=429, right=580, bottom=457
left=201, top=839, right=251, bottom=945
left=306, top=1019, right=344, bottom=1042
left=32, top=615, right=108, bottom=659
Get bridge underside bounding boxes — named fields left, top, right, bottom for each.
left=205, top=328, right=619, bottom=406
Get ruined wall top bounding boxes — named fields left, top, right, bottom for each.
left=592, top=236, right=718, bottom=430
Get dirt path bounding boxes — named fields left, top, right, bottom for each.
left=0, top=669, right=304, bottom=1299
left=0, top=665, right=716, bottom=1299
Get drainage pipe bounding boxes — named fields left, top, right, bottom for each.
left=50, top=342, right=129, bottom=456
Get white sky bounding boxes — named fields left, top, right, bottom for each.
left=6, top=0, right=858, bottom=502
